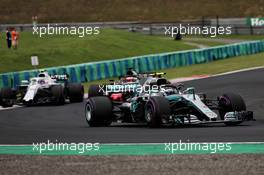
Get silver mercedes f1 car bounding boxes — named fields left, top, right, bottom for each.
left=85, top=73, right=254, bottom=127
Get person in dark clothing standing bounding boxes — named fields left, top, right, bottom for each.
left=6, top=28, right=12, bottom=49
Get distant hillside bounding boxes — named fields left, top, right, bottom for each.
left=0, top=0, right=263, bottom=23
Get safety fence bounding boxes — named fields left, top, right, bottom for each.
left=0, top=40, right=264, bottom=88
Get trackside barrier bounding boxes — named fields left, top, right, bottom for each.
left=0, top=40, right=264, bottom=88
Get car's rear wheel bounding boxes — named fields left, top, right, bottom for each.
left=0, top=88, right=15, bottom=108
left=51, top=85, right=65, bottom=105
left=145, top=96, right=170, bottom=127
left=88, top=84, right=104, bottom=98
left=218, top=93, right=246, bottom=125
left=68, top=83, right=84, bottom=103
left=85, top=97, right=112, bottom=127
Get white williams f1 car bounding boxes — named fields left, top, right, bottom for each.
left=0, top=71, right=84, bottom=107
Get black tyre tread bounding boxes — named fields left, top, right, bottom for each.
left=224, top=93, right=246, bottom=110
left=218, top=92, right=246, bottom=122
left=86, top=96, right=112, bottom=127
left=51, top=85, right=65, bottom=105
left=88, top=85, right=104, bottom=98
left=0, top=88, right=15, bottom=107
left=146, top=96, right=170, bottom=127
left=68, top=83, right=84, bottom=103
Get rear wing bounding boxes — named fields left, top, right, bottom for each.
left=149, top=72, right=166, bottom=77
left=51, top=74, right=69, bottom=81
left=139, top=72, right=166, bottom=78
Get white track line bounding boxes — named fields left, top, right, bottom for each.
left=0, top=105, right=22, bottom=111
left=212, top=66, right=264, bottom=77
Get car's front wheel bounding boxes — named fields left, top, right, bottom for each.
left=145, top=96, right=170, bottom=127
left=85, top=96, right=112, bottom=127
left=218, top=93, right=246, bottom=125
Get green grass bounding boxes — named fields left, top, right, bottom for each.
left=0, top=0, right=264, bottom=23
left=0, top=29, right=195, bottom=73
left=185, top=40, right=226, bottom=47
left=82, top=52, right=264, bottom=92
left=182, top=34, right=264, bottom=47
left=214, top=35, right=264, bottom=40
left=186, top=35, right=264, bottom=41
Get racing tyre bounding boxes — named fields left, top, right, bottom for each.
left=218, top=93, right=246, bottom=125
left=85, top=96, right=112, bottom=127
left=68, top=83, right=84, bottom=103
left=51, top=85, right=65, bottom=105
left=88, top=85, right=104, bottom=98
left=0, top=88, right=15, bottom=108
left=145, top=96, right=170, bottom=128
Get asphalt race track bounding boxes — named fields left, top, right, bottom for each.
left=0, top=68, right=264, bottom=144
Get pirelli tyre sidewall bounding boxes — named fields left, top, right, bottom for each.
left=0, top=88, right=15, bottom=108
left=85, top=96, right=112, bottom=127
left=218, top=93, right=246, bottom=125
left=145, top=96, right=170, bottom=128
